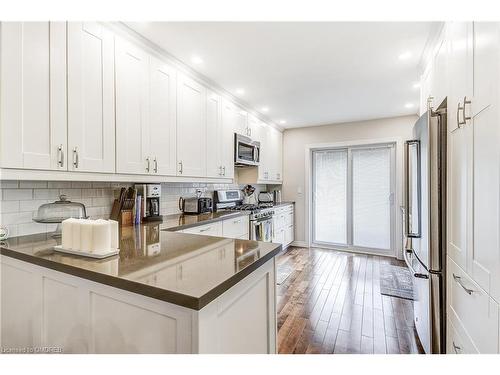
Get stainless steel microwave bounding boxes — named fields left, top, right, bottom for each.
left=234, top=133, right=260, bottom=166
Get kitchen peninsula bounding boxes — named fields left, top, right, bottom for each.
left=0, top=217, right=281, bottom=354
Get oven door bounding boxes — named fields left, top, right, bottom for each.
left=251, top=218, right=272, bottom=242
left=235, top=134, right=260, bottom=166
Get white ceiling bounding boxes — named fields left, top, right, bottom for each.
left=126, top=22, right=440, bottom=128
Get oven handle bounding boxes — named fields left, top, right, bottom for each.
left=403, top=247, right=429, bottom=279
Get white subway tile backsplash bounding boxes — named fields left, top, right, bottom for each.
left=19, top=181, right=48, bottom=189
left=19, top=199, right=49, bottom=212
left=0, top=180, right=19, bottom=188
left=48, top=181, right=72, bottom=188
left=0, top=200, right=19, bottom=213
left=3, top=188, right=33, bottom=201
left=1, top=212, right=34, bottom=225
left=0, top=180, right=266, bottom=238
left=34, top=189, right=60, bottom=200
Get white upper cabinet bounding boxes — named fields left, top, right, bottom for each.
left=67, top=22, right=115, bottom=173
left=206, top=90, right=223, bottom=178
left=220, top=99, right=236, bottom=179
left=115, top=38, right=150, bottom=175
left=177, top=74, right=207, bottom=177
left=149, top=56, right=177, bottom=176
left=234, top=108, right=249, bottom=136
left=470, top=22, right=500, bottom=302
left=247, top=115, right=260, bottom=141
left=0, top=22, right=66, bottom=170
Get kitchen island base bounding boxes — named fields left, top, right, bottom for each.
left=0, top=255, right=277, bottom=354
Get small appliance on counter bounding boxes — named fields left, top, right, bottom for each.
left=273, top=190, right=282, bottom=204
left=33, top=194, right=88, bottom=237
left=258, top=191, right=273, bottom=204
left=178, top=191, right=212, bottom=215
left=135, top=184, right=162, bottom=222
left=242, top=185, right=258, bottom=205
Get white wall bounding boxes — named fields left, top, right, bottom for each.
left=282, top=115, right=417, bottom=254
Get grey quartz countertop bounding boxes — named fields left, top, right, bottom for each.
left=0, top=218, right=281, bottom=310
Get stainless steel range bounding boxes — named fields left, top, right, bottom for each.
left=214, top=190, right=274, bottom=242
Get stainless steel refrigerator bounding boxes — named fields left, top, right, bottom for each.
left=403, top=100, right=447, bottom=354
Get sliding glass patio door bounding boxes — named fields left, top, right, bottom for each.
left=312, top=143, right=395, bottom=254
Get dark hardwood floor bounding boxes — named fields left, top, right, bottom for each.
left=276, top=246, right=424, bottom=354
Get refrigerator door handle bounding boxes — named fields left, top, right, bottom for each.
left=403, top=248, right=429, bottom=279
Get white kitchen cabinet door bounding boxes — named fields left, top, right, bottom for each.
left=430, top=35, right=448, bottom=107
left=0, top=22, right=66, bottom=170
left=257, top=123, right=270, bottom=181
left=115, top=38, right=150, bottom=175
left=470, top=22, right=500, bottom=301
left=447, top=22, right=473, bottom=132
left=221, top=99, right=236, bottom=179
left=177, top=74, right=207, bottom=177
left=273, top=127, right=283, bottom=182
left=247, top=114, right=260, bottom=140
left=234, top=108, right=248, bottom=136
left=67, top=22, right=115, bottom=173
left=149, top=57, right=177, bottom=176
left=447, top=23, right=473, bottom=271
left=206, top=90, right=223, bottom=178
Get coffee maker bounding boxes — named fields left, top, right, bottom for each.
left=135, top=184, right=162, bottom=221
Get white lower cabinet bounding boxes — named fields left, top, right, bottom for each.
left=272, top=204, right=294, bottom=248
left=447, top=256, right=499, bottom=353
left=182, top=222, right=223, bottom=237
left=178, top=216, right=249, bottom=240
left=1, top=253, right=276, bottom=353
left=0, top=22, right=67, bottom=170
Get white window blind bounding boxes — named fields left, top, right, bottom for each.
left=313, top=149, right=348, bottom=244
left=352, top=147, right=392, bottom=249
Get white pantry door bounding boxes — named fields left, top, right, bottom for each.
left=176, top=74, right=207, bottom=177
left=149, top=56, right=177, bottom=176
left=115, top=38, right=150, bottom=175
left=67, top=22, right=115, bottom=173
left=0, top=22, right=66, bottom=170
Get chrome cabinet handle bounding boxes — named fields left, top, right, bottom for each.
left=57, top=144, right=64, bottom=167
left=219, top=166, right=223, bottom=176
left=456, top=102, right=465, bottom=128
left=463, top=96, right=471, bottom=122
left=146, top=157, right=150, bottom=173
left=199, top=227, right=211, bottom=232
left=223, top=166, right=226, bottom=176
left=452, top=341, right=462, bottom=354
left=72, top=147, right=79, bottom=169
left=452, top=273, right=475, bottom=295
left=233, top=219, right=241, bottom=224
left=153, top=158, right=158, bottom=173
left=178, top=161, right=183, bottom=174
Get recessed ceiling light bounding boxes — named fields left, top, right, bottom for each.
left=405, top=103, right=414, bottom=109
left=412, top=82, right=421, bottom=89
left=191, top=56, right=203, bottom=65
left=261, top=106, right=269, bottom=112
left=279, top=120, right=287, bottom=125
left=398, top=51, right=412, bottom=60
left=235, top=88, right=245, bottom=95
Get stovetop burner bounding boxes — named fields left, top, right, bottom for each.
left=225, top=203, right=274, bottom=212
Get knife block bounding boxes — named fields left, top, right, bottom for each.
left=119, top=210, right=134, bottom=227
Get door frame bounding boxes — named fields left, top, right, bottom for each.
left=305, top=137, right=405, bottom=259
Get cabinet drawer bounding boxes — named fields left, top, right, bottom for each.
left=446, top=316, right=478, bottom=354
left=222, top=215, right=249, bottom=239
left=182, top=222, right=223, bottom=237
left=285, top=210, right=294, bottom=227
left=447, top=257, right=499, bottom=353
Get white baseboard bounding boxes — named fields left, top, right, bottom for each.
left=289, top=241, right=308, bottom=248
